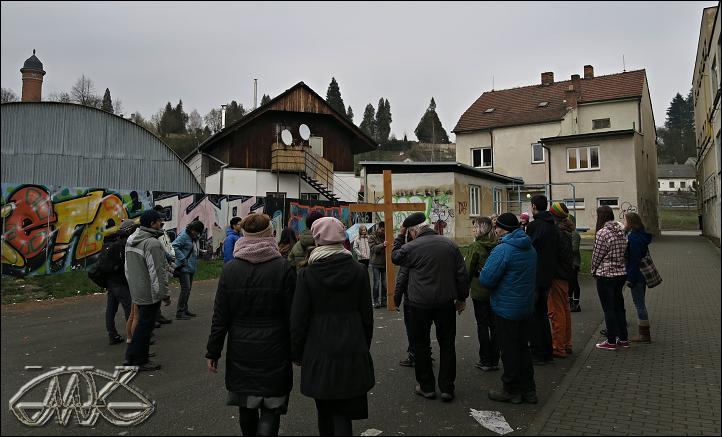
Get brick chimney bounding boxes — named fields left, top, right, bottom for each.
left=584, top=65, right=594, bottom=79
left=20, top=49, right=45, bottom=102
left=565, top=76, right=580, bottom=109
left=541, top=71, right=554, bottom=86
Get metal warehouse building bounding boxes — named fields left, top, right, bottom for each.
left=1, top=102, right=203, bottom=193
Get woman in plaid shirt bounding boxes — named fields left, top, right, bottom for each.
left=591, top=206, right=629, bottom=350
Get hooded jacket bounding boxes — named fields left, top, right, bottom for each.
left=290, top=253, right=375, bottom=400
left=479, top=228, right=537, bottom=321
left=555, top=227, right=575, bottom=281
left=391, top=227, right=469, bottom=308
left=591, top=221, right=627, bottom=278
left=465, top=235, right=498, bottom=301
left=626, top=229, right=652, bottom=285
left=288, top=229, right=315, bottom=269
left=125, top=227, right=170, bottom=305
left=368, top=230, right=387, bottom=268
left=525, top=210, right=560, bottom=288
left=223, top=227, right=241, bottom=263
left=172, top=229, right=199, bottom=274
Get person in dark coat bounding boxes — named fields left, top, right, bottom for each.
left=548, top=202, right=574, bottom=358
left=290, top=217, right=375, bottom=436
left=206, top=213, right=296, bottom=436
left=525, top=194, right=559, bottom=364
left=101, top=219, right=138, bottom=345
left=394, top=266, right=416, bottom=367
left=391, top=212, right=469, bottom=402
left=624, top=212, right=653, bottom=343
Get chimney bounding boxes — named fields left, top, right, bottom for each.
left=565, top=80, right=578, bottom=109
left=221, top=104, right=227, bottom=129
left=541, top=71, right=554, bottom=86
left=20, top=49, right=45, bottom=102
left=584, top=65, right=594, bottom=79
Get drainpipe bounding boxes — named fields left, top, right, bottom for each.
left=542, top=144, right=552, bottom=200
left=219, top=163, right=230, bottom=195
left=221, top=104, right=227, bottom=129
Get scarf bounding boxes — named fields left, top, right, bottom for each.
left=233, top=236, right=281, bottom=264
left=308, top=243, right=351, bottom=265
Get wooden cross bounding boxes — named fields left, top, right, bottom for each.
left=350, top=170, right=426, bottom=311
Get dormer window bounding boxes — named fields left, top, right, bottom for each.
left=537, top=101, right=549, bottom=107
left=484, top=108, right=495, bottom=113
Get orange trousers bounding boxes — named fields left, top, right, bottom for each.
left=548, top=279, right=572, bottom=355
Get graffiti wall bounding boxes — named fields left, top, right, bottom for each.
left=372, top=191, right=456, bottom=237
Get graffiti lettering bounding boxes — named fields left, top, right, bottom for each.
left=457, top=201, right=468, bottom=215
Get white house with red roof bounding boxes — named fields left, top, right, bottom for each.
left=454, top=65, right=659, bottom=233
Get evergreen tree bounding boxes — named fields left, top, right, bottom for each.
left=658, top=92, right=696, bottom=164
left=414, top=97, right=450, bottom=143
left=225, top=100, right=245, bottom=125
left=325, top=77, right=346, bottom=115
left=375, top=98, right=392, bottom=142
left=159, top=102, right=174, bottom=136
left=174, top=100, right=189, bottom=133
left=346, top=105, right=354, bottom=123
left=359, top=103, right=377, bottom=140
left=101, top=88, right=113, bottom=113
left=260, top=94, right=271, bottom=106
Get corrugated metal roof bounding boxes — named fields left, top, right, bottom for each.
left=1, top=102, right=203, bottom=193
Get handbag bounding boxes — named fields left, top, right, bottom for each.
left=639, top=251, right=662, bottom=288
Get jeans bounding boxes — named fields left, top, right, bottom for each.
left=410, top=304, right=457, bottom=394
left=529, top=286, right=553, bottom=360
left=548, top=279, right=572, bottom=354
left=125, top=301, right=160, bottom=365
left=472, top=299, right=499, bottom=367
left=568, top=266, right=581, bottom=302
left=371, top=267, right=387, bottom=305
left=629, top=282, right=649, bottom=321
left=496, top=315, right=536, bottom=394
left=106, top=280, right=132, bottom=337
left=596, top=276, right=628, bottom=343
left=403, top=301, right=415, bottom=357
left=176, top=272, right=194, bottom=316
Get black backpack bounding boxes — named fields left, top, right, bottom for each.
left=88, top=238, right=125, bottom=288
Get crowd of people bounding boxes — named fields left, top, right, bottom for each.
left=95, top=192, right=656, bottom=436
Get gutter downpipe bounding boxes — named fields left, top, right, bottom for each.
left=541, top=143, right=552, bottom=200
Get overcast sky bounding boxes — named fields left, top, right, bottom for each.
left=1, top=1, right=715, bottom=141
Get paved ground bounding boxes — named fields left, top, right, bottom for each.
left=528, top=234, right=721, bottom=436
left=1, top=268, right=603, bottom=435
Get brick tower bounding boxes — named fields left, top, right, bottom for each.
left=20, top=50, right=45, bottom=102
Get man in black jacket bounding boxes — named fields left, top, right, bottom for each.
left=392, top=212, right=469, bottom=402
left=525, top=195, right=560, bottom=364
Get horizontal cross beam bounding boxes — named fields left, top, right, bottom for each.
left=349, top=203, right=426, bottom=213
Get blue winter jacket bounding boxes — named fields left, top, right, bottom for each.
left=223, top=227, right=241, bottom=263
left=626, top=230, right=652, bottom=286
left=479, top=228, right=537, bottom=321
left=172, top=229, right=198, bottom=274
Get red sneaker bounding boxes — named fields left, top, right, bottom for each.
left=617, top=339, right=631, bottom=348
left=595, top=340, right=618, bottom=350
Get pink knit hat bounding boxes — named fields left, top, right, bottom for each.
left=520, top=212, right=530, bottom=221
left=311, top=217, right=347, bottom=246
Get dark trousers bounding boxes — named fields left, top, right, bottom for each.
left=529, top=286, right=553, bottom=360
left=125, top=301, right=160, bottom=365
left=176, top=272, right=194, bottom=316
left=496, top=315, right=536, bottom=394
left=238, top=406, right=280, bottom=436
left=316, top=401, right=353, bottom=436
left=403, top=301, right=415, bottom=357
left=371, top=267, right=387, bottom=305
left=596, top=276, right=628, bottom=343
left=472, top=299, right=499, bottom=367
left=106, top=280, right=131, bottom=337
left=410, top=304, right=456, bottom=394
left=568, top=267, right=581, bottom=302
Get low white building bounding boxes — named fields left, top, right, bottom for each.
left=657, top=164, right=697, bottom=192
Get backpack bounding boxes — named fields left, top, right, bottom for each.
left=97, top=239, right=126, bottom=275
left=87, top=260, right=107, bottom=288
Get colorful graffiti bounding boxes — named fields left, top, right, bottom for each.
left=2, top=184, right=152, bottom=276
left=288, top=202, right=352, bottom=235
left=374, top=191, right=455, bottom=236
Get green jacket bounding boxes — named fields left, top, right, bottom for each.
left=466, top=235, right=498, bottom=302
left=288, top=230, right=316, bottom=270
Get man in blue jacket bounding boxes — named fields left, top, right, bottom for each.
left=479, top=213, right=538, bottom=404
left=172, top=220, right=205, bottom=320
left=223, top=217, right=242, bottom=263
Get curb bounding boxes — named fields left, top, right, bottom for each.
left=524, top=317, right=605, bottom=435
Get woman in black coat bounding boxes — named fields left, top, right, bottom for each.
left=206, top=213, right=296, bottom=436
left=290, top=217, right=375, bottom=436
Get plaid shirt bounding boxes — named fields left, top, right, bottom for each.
left=591, top=221, right=627, bottom=277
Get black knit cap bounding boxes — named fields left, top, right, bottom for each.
left=496, top=212, right=520, bottom=232
left=140, top=210, right=163, bottom=228
left=402, top=212, right=426, bottom=228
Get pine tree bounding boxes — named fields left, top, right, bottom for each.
left=375, top=98, right=392, bottom=143
left=658, top=92, right=696, bottom=164
left=260, top=94, right=271, bottom=106
left=174, top=100, right=189, bottom=133
left=159, top=102, right=174, bottom=137
left=359, top=103, right=377, bottom=140
left=325, top=77, right=346, bottom=115
left=101, top=88, right=113, bottom=113
left=681, top=90, right=696, bottom=162
left=414, top=97, right=450, bottom=143
left=346, top=105, right=354, bottom=123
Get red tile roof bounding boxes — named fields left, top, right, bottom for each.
left=453, top=70, right=646, bottom=133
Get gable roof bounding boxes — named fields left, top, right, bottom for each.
left=360, top=161, right=523, bottom=185
left=185, top=82, right=378, bottom=161
left=657, top=164, right=696, bottom=179
left=453, top=70, right=646, bottom=133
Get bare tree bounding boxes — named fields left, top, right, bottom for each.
left=204, top=108, right=222, bottom=133
left=47, top=91, right=73, bottom=102
left=113, top=98, right=124, bottom=117
left=151, top=107, right=165, bottom=135
left=188, top=109, right=203, bottom=132
left=70, top=74, right=100, bottom=107
left=1, top=87, right=19, bottom=103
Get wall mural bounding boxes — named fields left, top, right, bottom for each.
left=373, top=190, right=455, bottom=237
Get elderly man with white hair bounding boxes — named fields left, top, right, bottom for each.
left=391, top=212, right=469, bottom=402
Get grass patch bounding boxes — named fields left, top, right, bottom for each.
left=659, top=207, right=698, bottom=231
left=580, top=249, right=592, bottom=275
left=1, top=259, right=225, bottom=305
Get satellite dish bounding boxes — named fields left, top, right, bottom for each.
left=281, top=129, right=293, bottom=146
left=299, top=124, right=311, bottom=141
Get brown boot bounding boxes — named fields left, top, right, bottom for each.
left=630, top=320, right=651, bottom=343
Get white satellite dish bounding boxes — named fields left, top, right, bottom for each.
left=299, top=124, right=311, bottom=141
left=281, top=129, right=293, bottom=146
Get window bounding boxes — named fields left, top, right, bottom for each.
left=469, top=185, right=480, bottom=216
left=531, top=143, right=545, bottom=163
left=598, top=198, right=619, bottom=208
left=658, top=182, right=661, bottom=188
left=669, top=181, right=675, bottom=189
left=301, top=193, right=320, bottom=201
left=592, top=118, right=611, bottom=130
left=537, top=101, right=549, bottom=107
left=472, top=148, right=493, bottom=168
left=563, top=198, right=585, bottom=210
left=680, top=181, right=686, bottom=189
left=484, top=108, right=495, bottom=113
left=711, top=57, right=719, bottom=103
left=567, top=146, right=600, bottom=171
